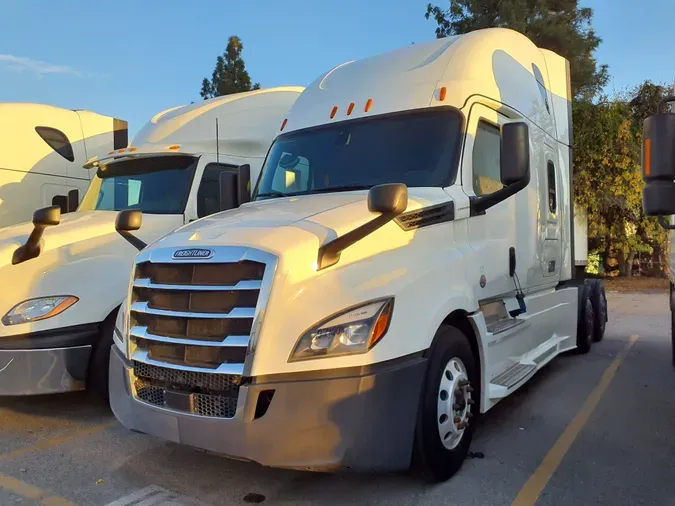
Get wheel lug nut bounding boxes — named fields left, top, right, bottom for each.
left=454, top=416, right=461, bottom=423
left=466, top=386, right=474, bottom=393
left=457, top=421, right=469, bottom=429
left=458, top=379, right=470, bottom=387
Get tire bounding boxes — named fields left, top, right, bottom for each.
left=412, top=325, right=478, bottom=482
left=576, top=283, right=594, bottom=354
left=88, top=308, right=118, bottom=401
left=587, top=279, right=607, bottom=342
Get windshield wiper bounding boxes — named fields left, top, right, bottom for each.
left=256, top=185, right=372, bottom=200
left=255, top=191, right=290, bottom=198
left=306, top=184, right=372, bottom=194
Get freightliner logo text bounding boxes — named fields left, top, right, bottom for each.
left=172, top=248, right=213, bottom=259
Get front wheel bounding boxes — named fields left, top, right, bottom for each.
left=412, top=325, right=478, bottom=482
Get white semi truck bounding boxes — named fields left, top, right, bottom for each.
left=640, top=95, right=675, bottom=366
left=0, top=103, right=128, bottom=227
left=0, top=87, right=302, bottom=397
left=109, top=28, right=607, bottom=481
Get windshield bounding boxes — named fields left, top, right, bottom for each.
left=254, top=108, right=463, bottom=199
left=79, top=155, right=197, bottom=214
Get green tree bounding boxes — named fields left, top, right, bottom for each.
left=425, top=0, right=608, bottom=99
left=574, top=82, right=674, bottom=276
left=200, top=36, right=261, bottom=100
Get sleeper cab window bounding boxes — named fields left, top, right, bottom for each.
left=472, top=120, right=503, bottom=196
left=35, top=126, right=75, bottom=162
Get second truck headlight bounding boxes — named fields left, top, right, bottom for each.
left=1, top=296, right=78, bottom=326
left=289, top=298, right=394, bottom=362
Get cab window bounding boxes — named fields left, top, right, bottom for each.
left=472, top=121, right=503, bottom=196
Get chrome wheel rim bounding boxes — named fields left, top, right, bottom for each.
left=437, top=357, right=473, bottom=450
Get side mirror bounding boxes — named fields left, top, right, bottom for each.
left=317, top=183, right=408, bottom=270
left=115, top=210, right=142, bottom=232
left=642, top=111, right=675, bottom=221
left=219, top=171, right=238, bottom=211
left=368, top=183, right=408, bottom=214
left=33, top=205, right=61, bottom=227
left=218, top=164, right=252, bottom=211
left=472, top=121, right=530, bottom=215
left=11, top=205, right=61, bottom=265
left=500, top=122, right=530, bottom=186
left=115, top=210, right=146, bottom=251
left=238, top=164, right=251, bottom=206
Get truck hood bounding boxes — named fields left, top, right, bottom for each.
left=148, top=188, right=448, bottom=256
left=0, top=211, right=181, bottom=267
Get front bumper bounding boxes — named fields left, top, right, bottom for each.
left=0, top=324, right=99, bottom=395
left=110, top=346, right=428, bottom=471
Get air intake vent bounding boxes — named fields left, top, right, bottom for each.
left=395, top=202, right=455, bottom=231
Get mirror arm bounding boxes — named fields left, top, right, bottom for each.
left=658, top=215, right=675, bottom=230
left=117, top=230, right=147, bottom=251
left=317, top=212, right=398, bottom=270
left=11, top=225, right=47, bottom=265
left=471, top=178, right=529, bottom=215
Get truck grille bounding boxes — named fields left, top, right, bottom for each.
left=128, top=251, right=272, bottom=419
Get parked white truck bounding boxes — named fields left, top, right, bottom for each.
left=0, top=103, right=128, bottom=227
left=0, top=87, right=302, bottom=397
left=110, top=28, right=607, bottom=481
left=640, top=95, right=675, bottom=366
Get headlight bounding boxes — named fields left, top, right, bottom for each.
left=113, top=301, right=127, bottom=354
left=289, top=298, right=394, bottom=362
left=1, top=296, right=78, bottom=326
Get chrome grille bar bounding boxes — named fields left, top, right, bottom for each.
left=133, top=278, right=262, bottom=291
left=130, top=301, right=256, bottom=319
left=130, top=326, right=250, bottom=347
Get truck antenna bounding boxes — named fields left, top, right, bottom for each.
left=215, top=118, right=220, bottom=164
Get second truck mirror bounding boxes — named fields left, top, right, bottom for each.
left=219, top=164, right=251, bottom=212
left=11, top=205, right=61, bottom=265
left=500, top=122, right=530, bottom=186
left=115, top=210, right=146, bottom=251
left=642, top=112, right=675, bottom=217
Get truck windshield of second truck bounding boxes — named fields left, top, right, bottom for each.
left=79, top=155, right=198, bottom=214
left=255, top=107, right=463, bottom=199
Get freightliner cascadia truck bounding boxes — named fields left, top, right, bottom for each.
left=109, top=28, right=607, bottom=481
left=0, top=87, right=302, bottom=397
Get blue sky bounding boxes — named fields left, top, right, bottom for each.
left=1, top=0, right=672, bottom=136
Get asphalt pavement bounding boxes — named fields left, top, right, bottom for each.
left=0, top=291, right=672, bottom=506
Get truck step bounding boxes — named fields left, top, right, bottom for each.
left=486, top=317, right=524, bottom=335
left=491, top=363, right=537, bottom=388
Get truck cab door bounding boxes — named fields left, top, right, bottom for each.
left=462, top=103, right=517, bottom=299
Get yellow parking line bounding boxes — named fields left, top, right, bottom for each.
left=0, top=471, right=77, bottom=506
left=512, top=334, right=639, bottom=506
left=0, top=420, right=117, bottom=462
